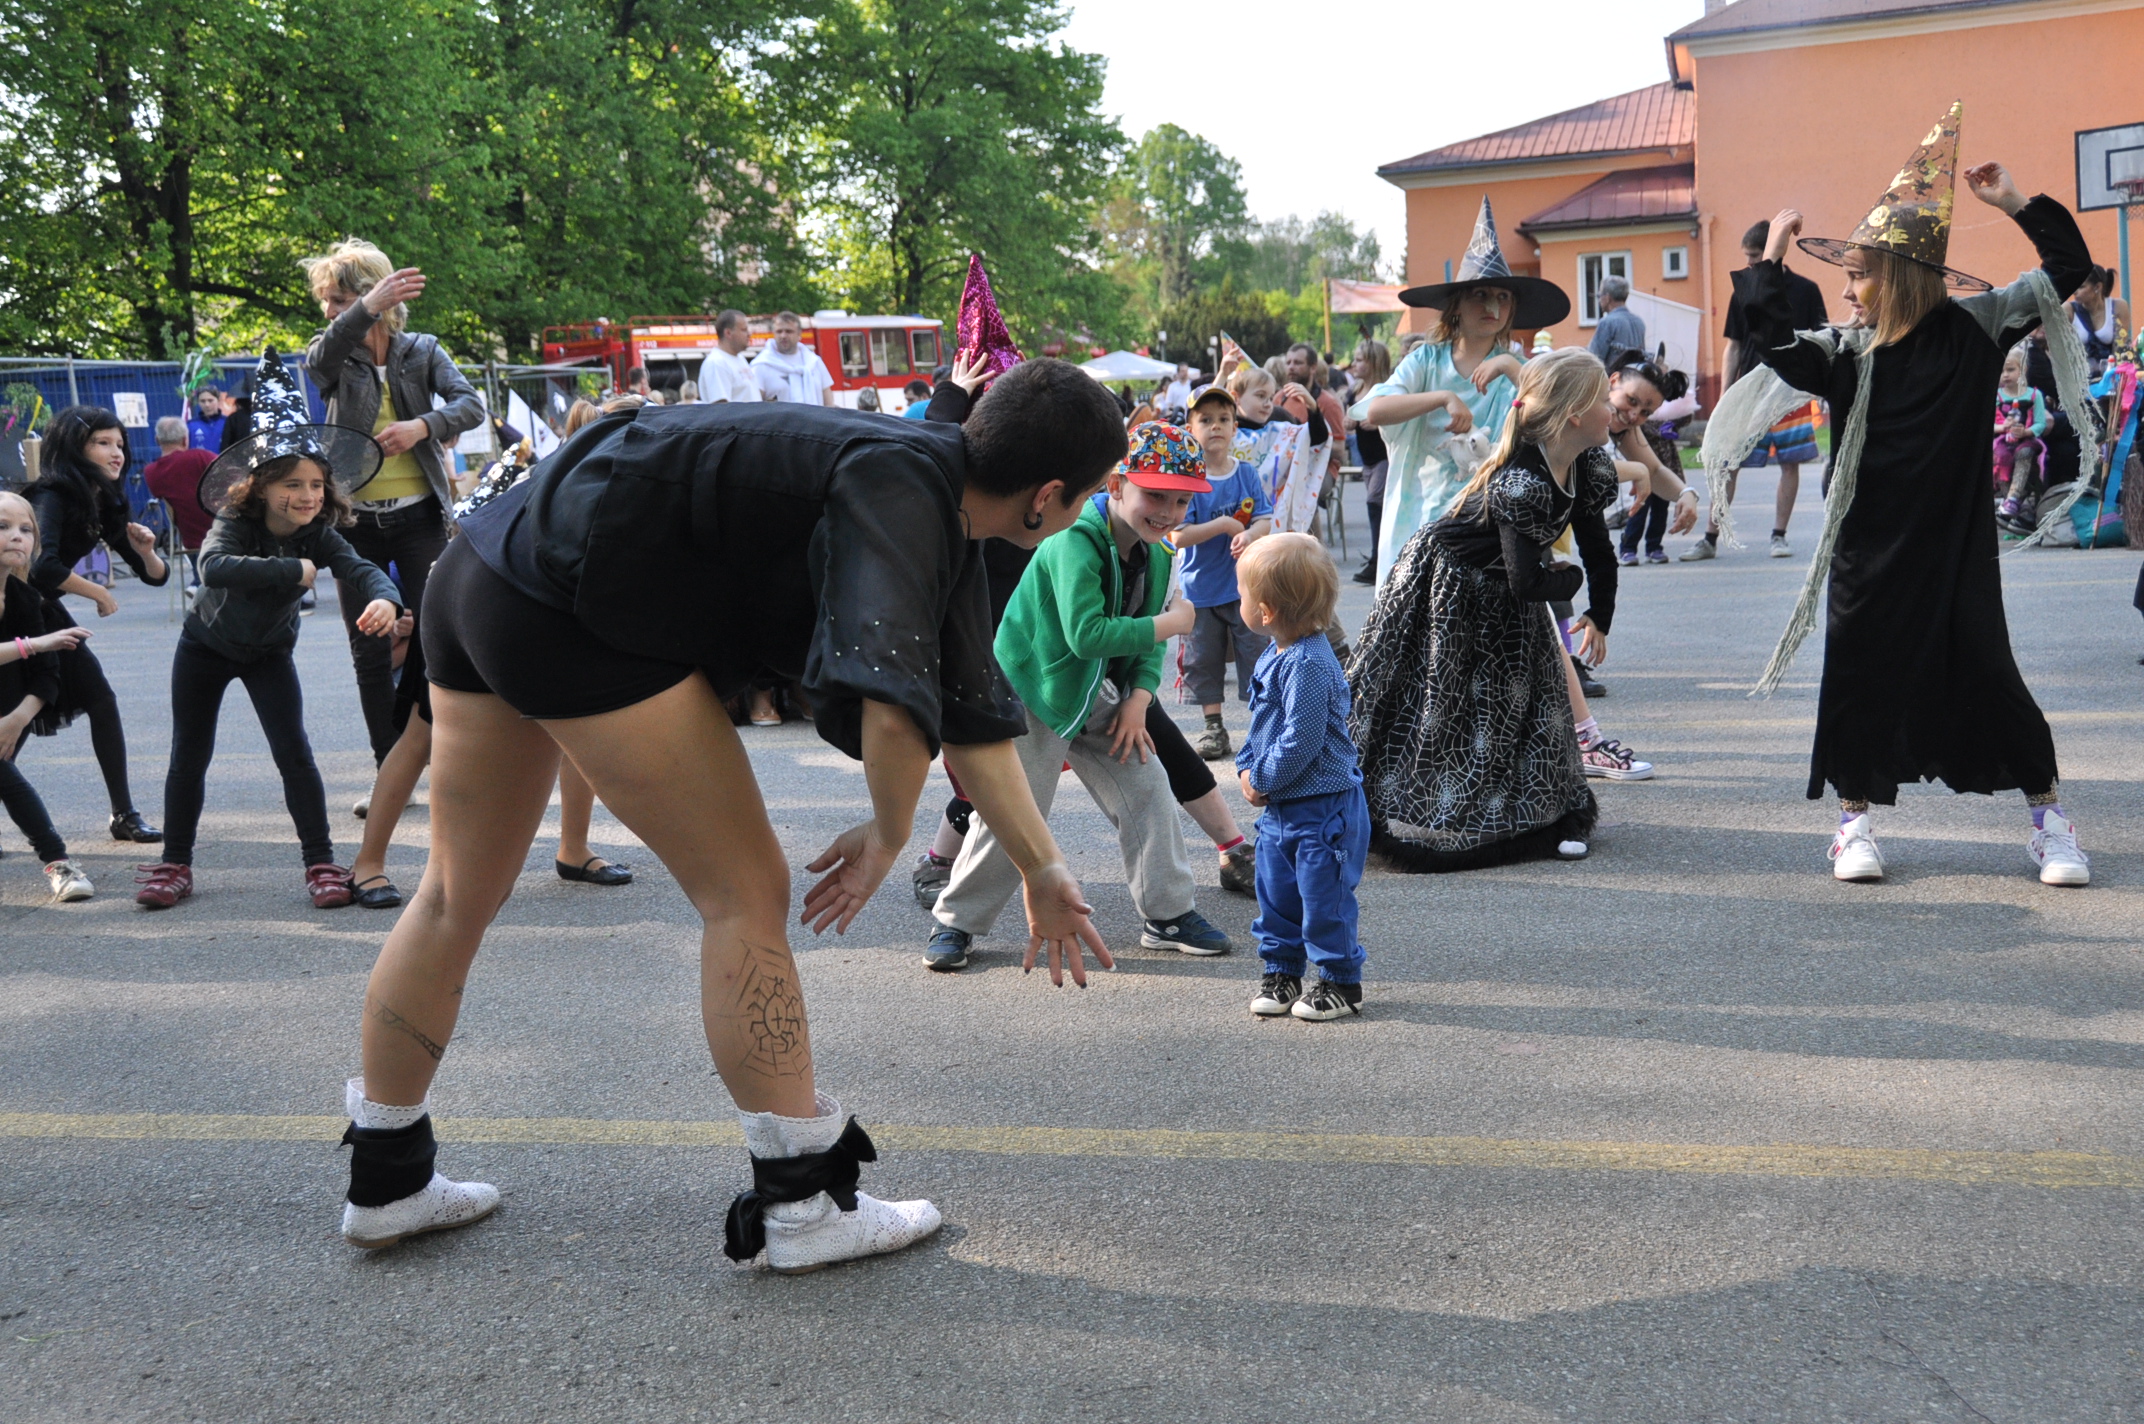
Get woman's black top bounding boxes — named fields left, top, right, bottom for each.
left=1356, top=421, right=1387, bottom=469
left=1430, top=444, right=1619, bottom=632
left=0, top=575, right=60, bottom=716
left=25, top=468, right=167, bottom=600
left=457, top=400, right=1026, bottom=759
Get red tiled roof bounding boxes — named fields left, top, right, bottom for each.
left=1670, top=0, right=2033, bottom=42
left=1377, top=83, right=1693, bottom=178
left=1517, top=164, right=1696, bottom=233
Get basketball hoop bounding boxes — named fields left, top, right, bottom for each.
left=2114, top=150, right=2144, bottom=205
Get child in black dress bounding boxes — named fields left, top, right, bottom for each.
left=0, top=491, right=96, bottom=900
left=133, top=351, right=400, bottom=910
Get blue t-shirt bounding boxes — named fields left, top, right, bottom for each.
left=900, top=401, right=930, bottom=420
left=1177, top=459, right=1271, bottom=608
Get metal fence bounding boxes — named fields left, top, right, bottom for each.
left=0, top=354, right=600, bottom=516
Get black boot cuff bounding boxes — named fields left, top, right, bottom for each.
left=341, top=1114, right=440, bottom=1208
left=722, top=1117, right=877, bottom=1261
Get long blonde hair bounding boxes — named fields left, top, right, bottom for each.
left=1862, top=246, right=1948, bottom=348
left=1351, top=338, right=1391, bottom=388
left=1454, top=347, right=1609, bottom=512
left=301, top=238, right=406, bottom=335
left=0, top=489, right=38, bottom=587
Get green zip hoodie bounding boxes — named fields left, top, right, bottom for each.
left=993, top=496, right=1173, bottom=740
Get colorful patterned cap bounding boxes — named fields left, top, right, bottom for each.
left=1798, top=101, right=1991, bottom=293
left=1119, top=422, right=1211, bottom=492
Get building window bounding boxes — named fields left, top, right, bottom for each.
left=1663, top=246, right=1689, bottom=280
left=1578, top=251, right=1632, bottom=325
left=836, top=331, right=869, bottom=378
left=910, top=328, right=940, bottom=371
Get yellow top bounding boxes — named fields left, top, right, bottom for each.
left=362, top=369, right=429, bottom=502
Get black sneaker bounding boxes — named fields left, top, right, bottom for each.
left=1573, top=657, right=1607, bottom=700
left=1351, top=560, right=1376, bottom=585
left=1218, top=841, right=1256, bottom=896
left=924, top=925, right=972, bottom=972
left=110, top=809, right=163, bottom=843
left=1141, top=910, right=1232, bottom=956
left=1250, top=972, right=1301, bottom=1016
left=1291, top=977, right=1363, bottom=1021
left=911, top=852, right=952, bottom=909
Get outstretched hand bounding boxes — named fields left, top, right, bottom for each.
left=1964, top=162, right=2026, bottom=215
left=1570, top=615, right=1608, bottom=669
left=1763, top=209, right=1803, bottom=264
left=802, top=821, right=902, bottom=934
left=949, top=348, right=990, bottom=396
left=1020, top=861, right=1113, bottom=987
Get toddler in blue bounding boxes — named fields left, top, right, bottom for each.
left=1231, top=532, right=1369, bottom=1021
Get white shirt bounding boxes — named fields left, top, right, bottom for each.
left=700, top=347, right=758, bottom=404
left=753, top=344, right=833, bottom=404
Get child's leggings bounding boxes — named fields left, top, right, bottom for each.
left=162, top=634, right=333, bottom=867
left=1994, top=435, right=2044, bottom=495
left=1252, top=785, right=1369, bottom=983
left=0, top=752, right=67, bottom=863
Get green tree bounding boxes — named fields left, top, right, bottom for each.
left=1227, top=211, right=1385, bottom=294
left=1104, top=125, right=1249, bottom=311
left=1155, top=277, right=1289, bottom=371
left=758, top=0, right=1124, bottom=346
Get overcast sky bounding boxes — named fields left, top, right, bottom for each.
left=1058, top=0, right=1708, bottom=274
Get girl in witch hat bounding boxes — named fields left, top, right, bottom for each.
left=1351, top=197, right=1567, bottom=587
left=133, top=350, right=403, bottom=911
left=1703, top=103, right=2100, bottom=886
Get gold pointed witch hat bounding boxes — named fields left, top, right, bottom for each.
left=1798, top=101, right=1990, bottom=292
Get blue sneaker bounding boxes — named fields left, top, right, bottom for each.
left=1141, top=910, right=1232, bottom=956
left=924, top=925, right=972, bottom=972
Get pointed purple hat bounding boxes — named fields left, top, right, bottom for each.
left=955, top=253, right=1024, bottom=378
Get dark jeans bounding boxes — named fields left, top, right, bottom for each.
left=339, top=498, right=448, bottom=764
left=1618, top=495, right=1670, bottom=556
left=0, top=754, right=67, bottom=863
left=163, top=634, right=333, bottom=867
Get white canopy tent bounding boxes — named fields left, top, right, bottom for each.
left=1079, top=350, right=1178, bottom=382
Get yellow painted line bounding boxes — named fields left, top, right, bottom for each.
left=2, top=1113, right=2138, bottom=1190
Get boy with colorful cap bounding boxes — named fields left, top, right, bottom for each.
left=1175, top=382, right=1273, bottom=760
left=927, top=423, right=1236, bottom=971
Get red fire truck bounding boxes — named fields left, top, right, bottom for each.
left=540, top=311, right=945, bottom=410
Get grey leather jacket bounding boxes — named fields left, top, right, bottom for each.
left=306, top=303, right=484, bottom=508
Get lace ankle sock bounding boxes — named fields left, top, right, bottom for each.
left=1574, top=716, right=1600, bottom=749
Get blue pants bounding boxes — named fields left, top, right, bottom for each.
left=1252, top=786, right=1369, bottom=983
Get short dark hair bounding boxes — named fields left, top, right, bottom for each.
left=624, top=366, right=647, bottom=385
left=1742, top=219, right=1770, bottom=251
left=904, top=379, right=931, bottom=397
left=715, top=308, right=747, bottom=336
left=222, top=452, right=355, bottom=526
left=962, top=359, right=1127, bottom=504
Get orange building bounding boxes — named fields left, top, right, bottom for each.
left=1378, top=0, right=2144, bottom=405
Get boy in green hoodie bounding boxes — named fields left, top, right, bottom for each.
left=927, top=423, right=1236, bottom=970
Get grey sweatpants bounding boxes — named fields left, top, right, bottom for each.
left=932, top=705, right=1198, bottom=935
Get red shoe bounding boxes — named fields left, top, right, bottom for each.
left=306, top=864, right=354, bottom=909
left=134, top=862, right=194, bottom=909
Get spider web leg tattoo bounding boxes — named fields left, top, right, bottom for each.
left=729, top=941, right=810, bottom=1079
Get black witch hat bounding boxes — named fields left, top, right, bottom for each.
left=198, top=348, right=383, bottom=516
left=1398, top=197, right=1572, bottom=329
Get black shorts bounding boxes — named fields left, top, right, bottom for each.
left=423, top=537, right=695, bottom=720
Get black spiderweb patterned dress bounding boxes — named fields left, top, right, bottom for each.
left=1348, top=443, right=1618, bottom=871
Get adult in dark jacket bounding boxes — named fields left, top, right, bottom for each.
left=338, top=358, right=1129, bottom=1274
left=1731, top=133, right=2094, bottom=887
left=303, top=239, right=484, bottom=765
left=22, top=405, right=168, bottom=841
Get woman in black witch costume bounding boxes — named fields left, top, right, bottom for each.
left=1349, top=348, right=1619, bottom=871
left=1705, top=104, right=2099, bottom=887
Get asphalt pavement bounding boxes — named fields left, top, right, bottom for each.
left=4, top=474, right=2142, bottom=1423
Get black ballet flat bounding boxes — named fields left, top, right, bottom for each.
left=556, top=856, right=632, bottom=886
left=352, top=875, right=403, bottom=909
left=110, top=810, right=163, bottom=843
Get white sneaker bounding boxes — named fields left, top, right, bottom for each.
left=352, top=795, right=371, bottom=819
left=341, top=1172, right=501, bottom=1249
left=1580, top=737, right=1654, bottom=781
left=1770, top=534, right=1793, bottom=558
left=761, top=1190, right=942, bottom=1274
left=44, top=859, right=93, bottom=901
left=1830, top=814, right=1884, bottom=881
left=2029, top=811, right=2090, bottom=886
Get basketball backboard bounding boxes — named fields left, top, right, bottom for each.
left=2076, top=122, right=2144, bottom=211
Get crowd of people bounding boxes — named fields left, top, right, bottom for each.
left=0, top=115, right=2131, bottom=1277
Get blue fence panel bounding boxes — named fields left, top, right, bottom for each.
left=1, top=356, right=322, bottom=516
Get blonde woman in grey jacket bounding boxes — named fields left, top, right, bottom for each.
left=303, top=240, right=483, bottom=771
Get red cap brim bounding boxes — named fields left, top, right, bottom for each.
left=1122, top=469, right=1211, bottom=493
